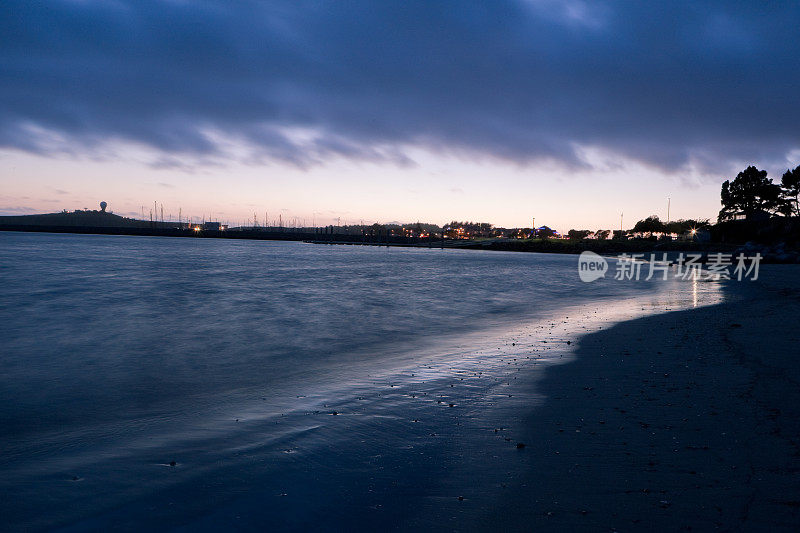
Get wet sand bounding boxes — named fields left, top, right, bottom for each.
left=473, top=267, right=800, bottom=531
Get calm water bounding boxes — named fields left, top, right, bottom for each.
left=0, top=233, right=720, bottom=531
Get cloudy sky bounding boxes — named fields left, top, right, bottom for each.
left=2, top=0, right=799, bottom=230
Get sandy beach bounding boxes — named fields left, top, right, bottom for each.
left=462, top=266, right=800, bottom=531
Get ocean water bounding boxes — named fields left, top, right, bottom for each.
left=0, top=232, right=722, bottom=531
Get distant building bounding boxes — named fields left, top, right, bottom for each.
left=202, top=221, right=226, bottom=231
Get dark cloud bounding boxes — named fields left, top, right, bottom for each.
left=1, top=0, right=799, bottom=175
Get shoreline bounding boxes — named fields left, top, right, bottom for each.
left=465, top=266, right=800, bottom=531
left=0, top=224, right=757, bottom=258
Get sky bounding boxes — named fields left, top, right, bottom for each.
left=2, top=0, right=800, bottom=231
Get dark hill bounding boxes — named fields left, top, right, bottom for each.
left=0, top=210, right=157, bottom=228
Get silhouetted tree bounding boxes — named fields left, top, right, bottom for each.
left=567, top=229, right=591, bottom=240
left=595, top=229, right=610, bottom=240
left=781, top=165, right=800, bottom=216
left=718, top=166, right=785, bottom=221
left=664, top=218, right=710, bottom=235
left=632, top=215, right=666, bottom=235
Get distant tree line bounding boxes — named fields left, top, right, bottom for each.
left=566, top=218, right=708, bottom=241
left=564, top=164, right=800, bottom=241
left=631, top=216, right=710, bottom=236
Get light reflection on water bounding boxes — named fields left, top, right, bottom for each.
left=0, top=232, right=723, bottom=530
